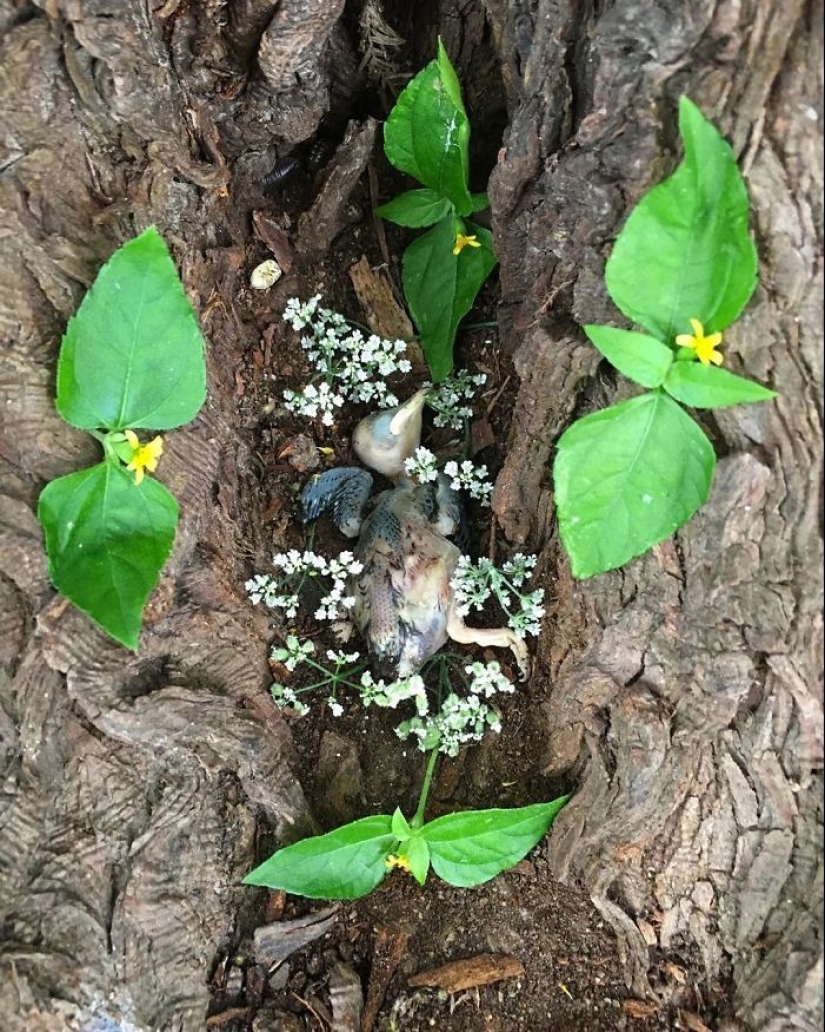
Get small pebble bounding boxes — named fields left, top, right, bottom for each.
left=250, top=259, right=283, bottom=290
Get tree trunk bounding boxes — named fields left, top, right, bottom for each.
left=0, top=1, right=820, bottom=1030
left=486, top=1, right=823, bottom=1028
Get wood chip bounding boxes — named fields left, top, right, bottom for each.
left=348, top=256, right=422, bottom=364
left=680, top=1011, right=713, bottom=1032
left=636, top=917, right=658, bottom=947
left=253, top=906, right=339, bottom=968
left=252, top=210, right=294, bottom=272
left=407, top=954, right=524, bottom=994
left=623, top=999, right=659, bottom=1019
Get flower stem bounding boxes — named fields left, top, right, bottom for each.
left=411, top=746, right=439, bottom=829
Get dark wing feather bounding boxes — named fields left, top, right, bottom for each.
left=301, top=467, right=373, bottom=538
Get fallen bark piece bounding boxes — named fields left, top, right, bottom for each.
left=361, top=926, right=410, bottom=1032
left=407, top=954, right=525, bottom=994
left=296, top=119, right=378, bottom=259
left=348, top=256, right=416, bottom=345
left=252, top=212, right=295, bottom=273
left=623, top=999, right=659, bottom=1019
left=252, top=906, right=339, bottom=968
left=328, top=961, right=363, bottom=1032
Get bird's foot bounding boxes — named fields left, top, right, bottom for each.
left=445, top=608, right=531, bottom=681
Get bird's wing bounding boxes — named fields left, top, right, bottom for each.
left=301, top=467, right=373, bottom=538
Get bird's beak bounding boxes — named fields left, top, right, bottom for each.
left=389, top=387, right=428, bottom=439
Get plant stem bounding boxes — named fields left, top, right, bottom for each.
left=411, top=746, right=439, bottom=829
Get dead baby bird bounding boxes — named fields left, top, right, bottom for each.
left=301, top=388, right=530, bottom=681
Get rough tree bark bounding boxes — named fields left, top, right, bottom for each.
left=0, top=1, right=821, bottom=1030
left=486, top=1, right=823, bottom=1029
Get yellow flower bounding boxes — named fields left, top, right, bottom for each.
left=452, top=233, right=481, bottom=256
left=385, top=852, right=411, bottom=872
left=675, top=318, right=724, bottom=366
left=124, top=429, right=164, bottom=485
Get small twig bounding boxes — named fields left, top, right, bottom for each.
left=485, top=374, right=512, bottom=417
left=368, top=164, right=392, bottom=268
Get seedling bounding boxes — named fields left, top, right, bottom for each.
left=37, top=226, right=207, bottom=647
left=553, top=97, right=776, bottom=578
left=245, top=740, right=568, bottom=899
left=376, top=39, right=495, bottom=382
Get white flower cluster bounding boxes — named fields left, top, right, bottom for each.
left=245, top=549, right=363, bottom=622
left=270, top=683, right=310, bottom=716
left=281, top=295, right=412, bottom=423
left=271, top=634, right=316, bottom=671
left=396, top=692, right=502, bottom=757
left=267, top=637, right=364, bottom=718
left=451, top=553, right=545, bottom=638
left=403, top=446, right=440, bottom=483
left=426, top=370, right=488, bottom=429
left=443, top=459, right=492, bottom=505
left=404, top=448, right=492, bottom=505
left=359, top=671, right=430, bottom=716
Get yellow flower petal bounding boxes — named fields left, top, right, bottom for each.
left=675, top=318, right=724, bottom=367
left=453, top=233, right=481, bottom=256
left=123, top=432, right=165, bottom=485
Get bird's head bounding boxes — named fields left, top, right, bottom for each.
left=352, top=387, right=428, bottom=480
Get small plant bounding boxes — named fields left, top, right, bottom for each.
left=553, top=97, right=775, bottom=578
left=245, top=743, right=568, bottom=899
left=37, top=226, right=207, bottom=647
left=377, top=39, right=495, bottom=382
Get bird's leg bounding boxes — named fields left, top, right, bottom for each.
left=445, top=605, right=531, bottom=681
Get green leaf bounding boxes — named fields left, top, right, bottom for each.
left=469, top=191, right=490, bottom=213
left=391, top=807, right=414, bottom=840
left=402, top=217, right=497, bottom=382
left=605, top=96, right=757, bottom=342
left=422, top=798, right=569, bottom=888
left=584, top=325, right=674, bottom=388
left=664, top=362, right=776, bottom=408
left=37, top=461, right=178, bottom=649
left=554, top=391, right=716, bottom=578
left=244, top=816, right=397, bottom=900
left=376, top=189, right=453, bottom=228
left=56, top=226, right=207, bottom=431
left=404, top=836, right=431, bottom=886
left=383, top=49, right=474, bottom=215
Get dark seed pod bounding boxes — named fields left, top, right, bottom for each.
left=262, top=153, right=301, bottom=194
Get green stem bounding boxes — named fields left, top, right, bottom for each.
left=411, top=746, right=439, bottom=829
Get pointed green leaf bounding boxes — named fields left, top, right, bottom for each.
left=404, top=836, right=431, bottom=886
left=436, top=38, right=464, bottom=112
left=244, top=816, right=396, bottom=900
left=391, top=807, right=414, bottom=840
left=469, top=191, right=490, bottom=213
left=402, top=217, right=497, bottom=382
left=383, top=52, right=473, bottom=214
left=663, top=362, right=776, bottom=408
left=37, top=461, right=178, bottom=649
left=605, top=96, right=757, bottom=342
left=584, top=325, right=674, bottom=388
left=554, top=392, right=716, bottom=578
left=57, top=226, right=207, bottom=431
left=376, top=189, right=453, bottom=228
left=422, top=799, right=569, bottom=888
